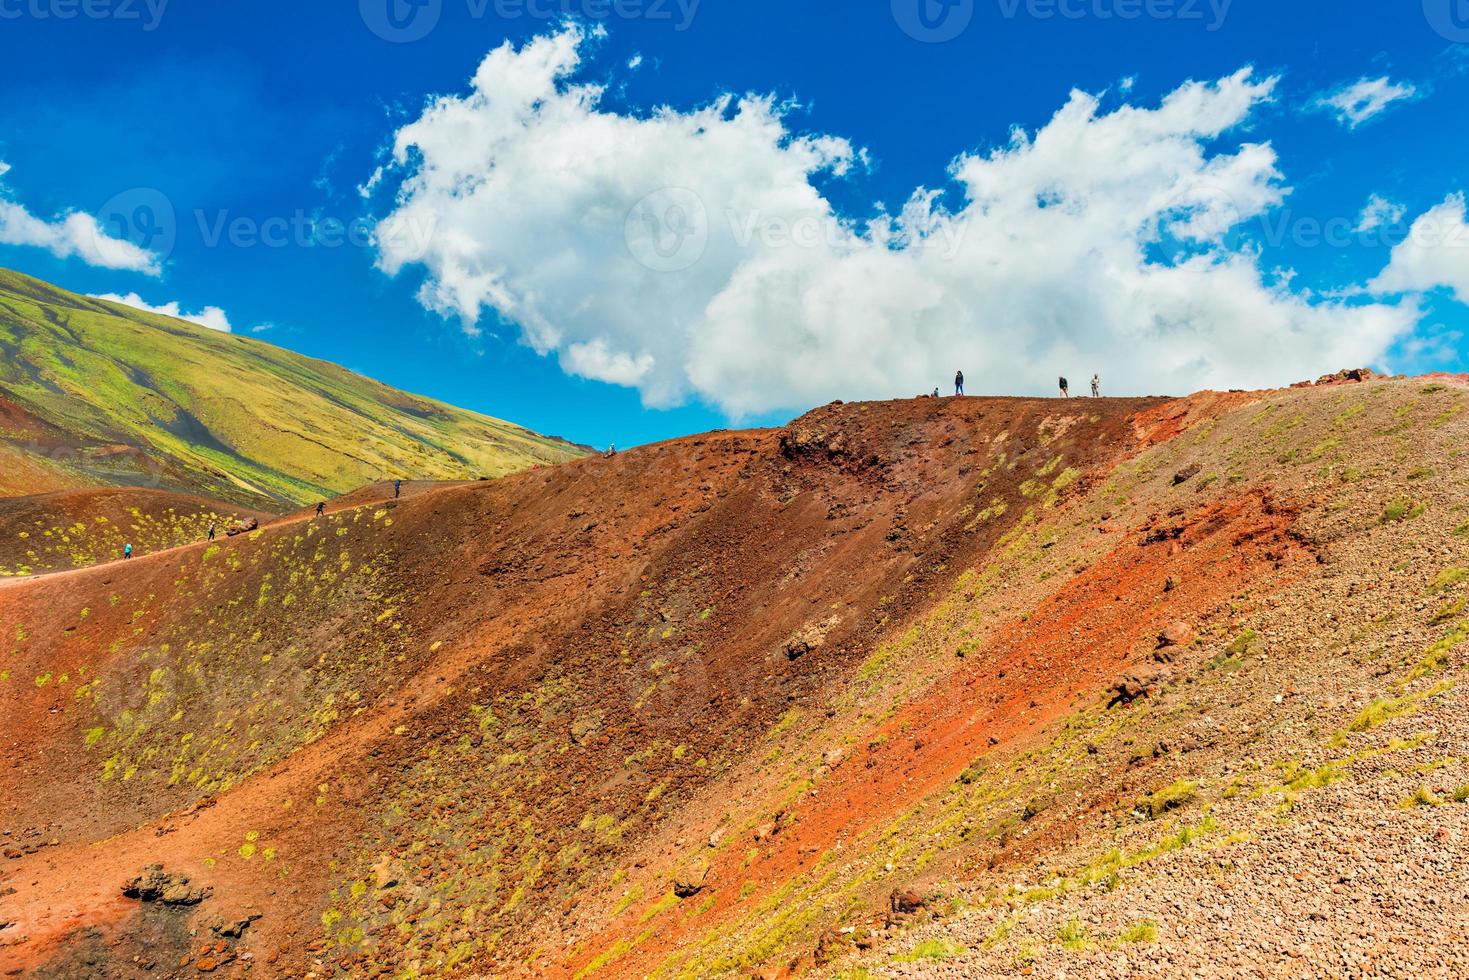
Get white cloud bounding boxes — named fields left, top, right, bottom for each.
left=1370, top=193, right=1469, bottom=305
left=628, top=53, right=643, bottom=70
left=369, top=26, right=1418, bottom=417
left=1314, top=77, right=1418, bottom=129
left=1357, top=194, right=1406, bottom=233
left=91, top=291, right=234, bottom=333
left=0, top=162, right=161, bottom=274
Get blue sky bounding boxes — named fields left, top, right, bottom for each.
left=1, top=1, right=1466, bottom=449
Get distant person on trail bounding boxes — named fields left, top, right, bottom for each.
left=123, top=543, right=132, bottom=560
left=932, top=387, right=940, bottom=398
left=1059, top=376, right=1070, bottom=398
left=955, top=370, right=964, bottom=396
left=207, top=521, right=216, bottom=542
left=394, top=480, right=402, bottom=499
left=316, top=502, right=325, bottom=517
left=1091, top=374, right=1100, bottom=398
left=605, top=444, right=617, bottom=458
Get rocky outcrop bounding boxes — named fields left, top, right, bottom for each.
left=122, top=864, right=211, bottom=906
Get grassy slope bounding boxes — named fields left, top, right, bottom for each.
left=0, top=268, right=586, bottom=508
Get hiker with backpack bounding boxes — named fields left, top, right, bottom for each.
left=207, top=521, right=216, bottom=542
left=316, top=502, right=325, bottom=517
left=394, top=479, right=401, bottom=499
left=954, top=370, right=964, bottom=396
left=123, top=543, right=132, bottom=560
left=1059, top=376, right=1070, bottom=397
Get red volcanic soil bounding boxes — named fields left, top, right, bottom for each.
left=0, top=392, right=1319, bottom=979
left=558, top=487, right=1313, bottom=978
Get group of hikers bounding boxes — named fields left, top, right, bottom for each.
left=941, top=371, right=1103, bottom=398
left=121, top=477, right=409, bottom=562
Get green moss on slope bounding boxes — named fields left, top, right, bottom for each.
left=0, top=268, right=586, bottom=507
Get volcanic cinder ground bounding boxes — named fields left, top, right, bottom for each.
left=2, top=377, right=1467, bottom=979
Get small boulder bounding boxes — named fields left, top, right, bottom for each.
left=784, top=638, right=813, bottom=661
left=205, top=912, right=261, bottom=939
left=225, top=518, right=258, bottom=537
left=673, top=859, right=710, bottom=898
left=889, top=888, right=925, bottom=915
left=1157, top=621, right=1195, bottom=649
left=1108, top=669, right=1171, bottom=707
left=123, top=864, right=211, bottom=906
left=783, top=618, right=837, bottom=661
left=1172, top=463, right=1202, bottom=486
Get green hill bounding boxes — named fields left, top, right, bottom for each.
left=0, top=269, right=587, bottom=508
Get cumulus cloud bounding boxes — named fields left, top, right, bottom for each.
left=1357, top=194, right=1406, bottom=233
left=1370, top=194, right=1469, bottom=305
left=91, top=291, right=234, bottom=333
left=0, top=163, right=161, bottom=274
left=1314, top=77, right=1418, bottom=129
left=369, top=26, right=1418, bottom=417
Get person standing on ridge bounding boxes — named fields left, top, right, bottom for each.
left=207, top=521, right=216, bottom=542
left=1059, top=376, right=1070, bottom=398
left=316, top=502, right=325, bottom=517
left=955, top=370, right=965, bottom=396
left=394, top=479, right=401, bottom=499
left=123, top=542, right=132, bottom=560
left=1091, top=374, right=1100, bottom=398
